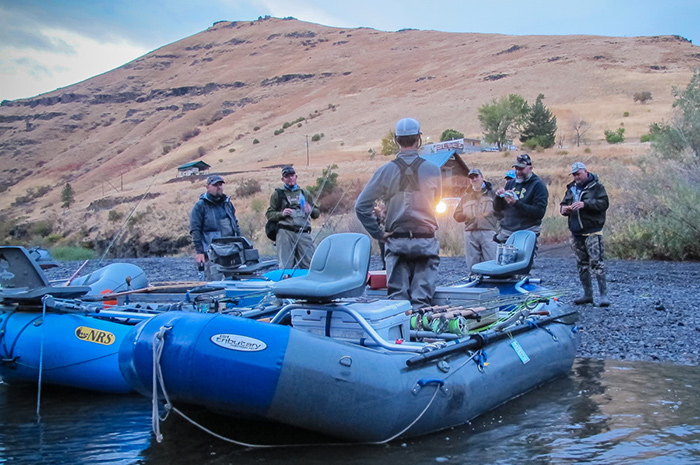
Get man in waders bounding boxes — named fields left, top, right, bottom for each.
left=560, top=162, right=611, bottom=307
left=189, top=175, right=241, bottom=280
left=266, top=165, right=320, bottom=269
left=355, top=117, right=442, bottom=309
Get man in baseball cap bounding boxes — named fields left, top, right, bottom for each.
left=190, top=174, right=240, bottom=280
left=560, top=162, right=611, bottom=307
left=266, top=165, right=320, bottom=269
left=454, top=167, right=498, bottom=273
left=356, top=117, right=441, bottom=309
left=494, top=153, right=549, bottom=248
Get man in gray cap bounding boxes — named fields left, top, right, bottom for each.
left=494, top=153, right=549, bottom=245
left=560, top=162, right=610, bottom=307
left=190, top=175, right=241, bottom=280
left=453, top=168, right=499, bottom=272
left=266, top=165, right=320, bottom=269
left=356, top=117, right=442, bottom=309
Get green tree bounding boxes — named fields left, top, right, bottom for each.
left=604, top=128, right=625, bottom=144
left=380, top=131, right=399, bottom=156
left=651, top=71, right=700, bottom=160
left=307, top=164, right=339, bottom=198
left=519, top=94, right=557, bottom=149
left=61, top=183, right=74, bottom=208
left=478, top=94, right=529, bottom=150
left=439, top=129, right=464, bottom=142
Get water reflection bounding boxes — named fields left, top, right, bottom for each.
left=2, top=359, right=698, bottom=465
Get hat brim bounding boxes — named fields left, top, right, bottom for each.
left=512, top=163, right=529, bottom=168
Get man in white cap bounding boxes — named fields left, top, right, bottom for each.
left=453, top=168, right=499, bottom=272
left=190, top=175, right=240, bottom=280
left=266, top=165, right=320, bottom=269
left=560, top=162, right=610, bottom=307
left=355, top=117, right=442, bottom=309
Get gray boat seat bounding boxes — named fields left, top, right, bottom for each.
left=0, top=246, right=91, bottom=301
left=272, top=233, right=371, bottom=302
left=471, top=230, right=537, bottom=278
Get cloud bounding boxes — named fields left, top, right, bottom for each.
left=0, top=27, right=148, bottom=101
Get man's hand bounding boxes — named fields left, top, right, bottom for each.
left=195, top=253, right=206, bottom=264
left=282, top=208, right=294, bottom=216
left=570, top=201, right=584, bottom=211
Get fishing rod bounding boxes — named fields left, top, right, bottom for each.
left=405, top=309, right=579, bottom=367
left=96, top=172, right=161, bottom=267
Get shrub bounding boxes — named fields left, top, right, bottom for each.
left=440, top=129, right=464, bottom=141
left=254, top=126, right=260, bottom=131
left=608, top=159, right=700, bottom=259
left=640, top=133, right=654, bottom=143
left=623, top=111, right=630, bottom=117
left=274, top=128, right=284, bottom=135
left=29, top=220, right=53, bottom=237
left=162, top=145, right=172, bottom=154
left=311, top=133, right=323, bottom=142
left=228, top=148, right=235, bottom=153
left=604, top=128, right=625, bottom=144
left=197, top=146, right=206, bottom=156
left=108, top=210, right=124, bottom=222
left=633, top=91, right=653, bottom=104
left=182, top=128, right=201, bottom=141
left=234, top=179, right=262, bottom=197
left=50, top=246, right=96, bottom=261
left=253, top=139, right=260, bottom=144
left=584, top=148, right=592, bottom=154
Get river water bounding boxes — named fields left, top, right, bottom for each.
left=1, top=358, right=698, bottom=465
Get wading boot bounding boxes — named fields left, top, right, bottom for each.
left=597, top=275, right=610, bottom=307
left=574, top=272, right=594, bottom=305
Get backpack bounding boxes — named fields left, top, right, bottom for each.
left=264, top=219, right=279, bottom=241
left=265, top=188, right=289, bottom=241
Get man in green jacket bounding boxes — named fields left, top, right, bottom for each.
left=266, top=166, right=320, bottom=269
left=560, top=162, right=611, bottom=307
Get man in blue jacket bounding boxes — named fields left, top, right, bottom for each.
left=560, top=162, right=610, bottom=307
left=494, top=153, right=549, bottom=246
left=190, top=175, right=240, bottom=280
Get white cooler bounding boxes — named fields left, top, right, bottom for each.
left=291, top=299, right=411, bottom=343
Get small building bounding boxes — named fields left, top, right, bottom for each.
left=177, top=161, right=211, bottom=178
left=420, top=137, right=482, bottom=156
left=421, top=149, right=471, bottom=197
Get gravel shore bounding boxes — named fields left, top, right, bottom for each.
left=48, top=248, right=700, bottom=366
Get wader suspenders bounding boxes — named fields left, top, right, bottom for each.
left=391, top=156, right=426, bottom=192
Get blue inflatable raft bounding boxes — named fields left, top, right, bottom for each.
left=120, top=233, right=579, bottom=442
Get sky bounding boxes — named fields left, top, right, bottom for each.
left=1, top=0, right=699, bottom=102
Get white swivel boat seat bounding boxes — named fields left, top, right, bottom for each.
left=471, top=230, right=537, bottom=278
left=272, top=233, right=371, bottom=302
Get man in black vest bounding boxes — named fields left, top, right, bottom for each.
left=355, top=117, right=442, bottom=309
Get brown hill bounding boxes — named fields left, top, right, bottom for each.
left=0, top=16, right=698, bottom=253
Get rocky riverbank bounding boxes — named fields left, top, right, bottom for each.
left=47, top=250, right=700, bottom=366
